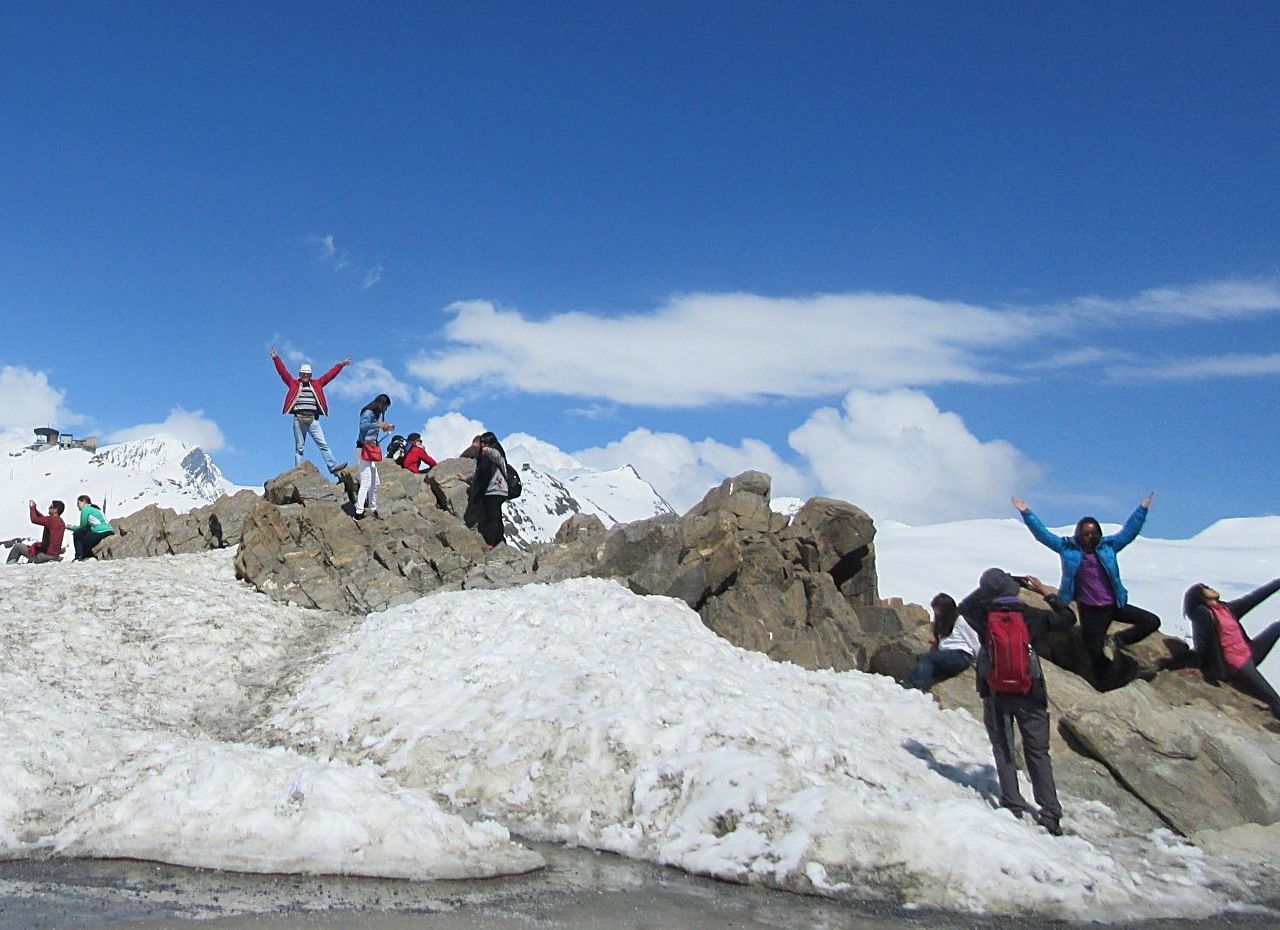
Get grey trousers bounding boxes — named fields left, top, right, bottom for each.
left=983, top=695, right=1062, bottom=821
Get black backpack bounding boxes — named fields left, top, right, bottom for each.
left=505, top=463, right=523, bottom=500
left=386, top=435, right=407, bottom=465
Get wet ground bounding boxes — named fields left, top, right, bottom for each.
left=0, top=844, right=1276, bottom=930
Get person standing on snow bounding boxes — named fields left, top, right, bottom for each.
left=958, top=569, right=1076, bottom=836
left=1011, top=494, right=1160, bottom=687
left=270, top=347, right=350, bottom=476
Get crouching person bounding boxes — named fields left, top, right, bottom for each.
left=71, top=495, right=114, bottom=560
left=6, top=499, right=67, bottom=564
left=958, top=568, right=1077, bottom=836
left=904, top=593, right=979, bottom=691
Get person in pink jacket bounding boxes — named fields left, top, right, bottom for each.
left=270, top=347, right=350, bottom=475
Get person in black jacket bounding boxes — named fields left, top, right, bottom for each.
left=1184, top=580, right=1280, bottom=720
left=463, top=431, right=509, bottom=549
left=958, top=568, right=1077, bottom=836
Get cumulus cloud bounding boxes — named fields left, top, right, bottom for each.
left=788, top=389, right=1040, bottom=524
left=108, top=408, right=226, bottom=451
left=421, top=412, right=487, bottom=460
left=0, top=366, right=81, bottom=432
left=408, top=293, right=1036, bottom=407
left=571, top=429, right=815, bottom=513
left=322, top=359, right=435, bottom=410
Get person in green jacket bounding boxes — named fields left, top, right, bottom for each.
left=71, top=495, right=114, bottom=560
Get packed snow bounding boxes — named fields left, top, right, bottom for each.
left=0, top=552, right=541, bottom=880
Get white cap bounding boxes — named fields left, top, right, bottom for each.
left=299, top=363, right=313, bottom=375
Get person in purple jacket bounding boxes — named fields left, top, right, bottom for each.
left=1011, top=493, right=1161, bottom=687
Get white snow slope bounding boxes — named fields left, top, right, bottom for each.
left=0, top=430, right=250, bottom=542
left=2, top=546, right=1266, bottom=919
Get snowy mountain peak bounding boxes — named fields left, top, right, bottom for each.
left=0, top=431, right=250, bottom=542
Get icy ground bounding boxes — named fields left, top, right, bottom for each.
left=0, top=552, right=1271, bottom=920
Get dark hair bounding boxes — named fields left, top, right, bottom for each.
left=50, top=500, right=65, bottom=515
left=1183, top=584, right=1212, bottom=618
left=930, top=593, right=958, bottom=640
left=361, top=393, right=392, bottom=417
left=1074, top=517, right=1102, bottom=540
left=407, top=432, right=421, bottom=444
left=477, top=431, right=506, bottom=459
left=77, top=495, right=94, bottom=506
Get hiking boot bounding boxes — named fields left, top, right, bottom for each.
left=1036, top=814, right=1064, bottom=836
left=353, top=512, right=365, bottom=521
left=370, top=510, right=381, bottom=520
left=329, top=462, right=348, bottom=475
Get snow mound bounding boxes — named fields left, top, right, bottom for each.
left=268, top=578, right=1250, bottom=919
left=0, top=552, right=541, bottom=880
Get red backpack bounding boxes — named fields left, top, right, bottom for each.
left=984, top=607, right=1035, bottom=694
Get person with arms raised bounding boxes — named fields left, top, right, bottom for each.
left=1011, top=493, right=1160, bottom=687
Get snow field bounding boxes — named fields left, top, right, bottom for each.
left=267, top=577, right=1252, bottom=919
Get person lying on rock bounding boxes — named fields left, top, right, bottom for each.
left=903, top=593, right=979, bottom=691
left=1184, top=580, right=1280, bottom=720
left=1011, top=494, right=1161, bottom=688
left=958, top=569, right=1076, bottom=837
left=6, top=499, right=67, bottom=564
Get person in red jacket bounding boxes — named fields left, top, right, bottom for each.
left=270, top=347, right=350, bottom=475
left=400, top=433, right=437, bottom=474
left=6, top=499, right=67, bottom=564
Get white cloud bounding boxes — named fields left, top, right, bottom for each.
left=408, top=293, right=1035, bottom=407
left=362, top=264, right=384, bottom=289
left=572, top=429, right=814, bottom=513
left=421, top=412, right=487, bottom=461
left=788, top=389, right=1041, bottom=524
left=1062, top=279, right=1280, bottom=323
left=108, top=408, right=226, bottom=451
left=404, top=278, right=1280, bottom=408
left=1110, top=352, right=1280, bottom=381
left=0, top=366, right=81, bottom=432
left=322, top=359, right=435, bottom=410
left=305, top=234, right=384, bottom=289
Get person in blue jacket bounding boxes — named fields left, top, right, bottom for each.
left=1011, top=493, right=1160, bottom=686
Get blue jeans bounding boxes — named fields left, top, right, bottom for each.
left=905, top=649, right=974, bottom=691
left=292, top=416, right=339, bottom=471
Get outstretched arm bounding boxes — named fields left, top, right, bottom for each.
left=315, top=359, right=351, bottom=387
left=1108, top=495, right=1152, bottom=550
left=1227, top=578, right=1280, bottom=620
left=270, top=348, right=293, bottom=385
left=1012, top=496, right=1066, bottom=553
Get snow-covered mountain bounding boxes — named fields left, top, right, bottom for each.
left=502, top=440, right=674, bottom=544
left=0, top=429, right=250, bottom=542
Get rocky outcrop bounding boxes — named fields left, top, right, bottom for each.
left=95, top=489, right=260, bottom=560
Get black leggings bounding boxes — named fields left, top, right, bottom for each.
left=478, top=495, right=505, bottom=547
left=1229, top=621, right=1280, bottom=718
left=1077, top=602, right=1161, bottom=682
left=73, top=529, right=113, bottom=560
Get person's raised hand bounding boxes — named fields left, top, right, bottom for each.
left=1011, top=496, right=1030, bottom=513
left=340, top=358, right=352, bottom=367
left=270, top=347, right=279, bottom=358
left=1141, top=491, right=1156, bottom=509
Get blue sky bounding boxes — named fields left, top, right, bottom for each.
left=2, top=3, right=1277, bottom=534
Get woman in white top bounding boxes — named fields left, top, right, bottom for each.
left=905, top=593, right=980, bottom=691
